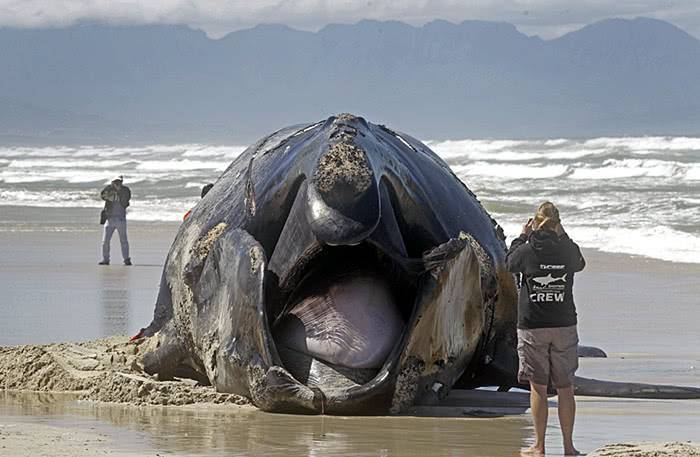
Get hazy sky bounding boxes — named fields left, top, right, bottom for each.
left=1, top=0, right=699, bottom=39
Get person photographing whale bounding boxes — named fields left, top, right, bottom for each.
left=506, top=201, right=585, bottom=456
left=99, top=175, right=132, bottom=266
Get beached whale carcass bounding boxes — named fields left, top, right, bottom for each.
left=140, top=114, right=521, bottom=413
left=140, top=114, right=700, bottom=413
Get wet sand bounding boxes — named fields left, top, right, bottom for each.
left=0, top=418, right=186, bottom=457
left=1, top=391, right=698, bottom=456
left=574, top=250, right=700, bottom=359
left=588, top=442, right=700, bottom=456
left=1, top=222, right=699, bottom=455
left=1, top=391, right=529, bottom=456
left=0, top=219, right=179, bottom=346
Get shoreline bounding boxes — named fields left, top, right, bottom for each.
left=1, top=209, right=699, bottom=267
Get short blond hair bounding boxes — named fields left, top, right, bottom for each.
left=533, top=201, right=560, bottom=231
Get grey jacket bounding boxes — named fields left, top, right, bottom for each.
left=101, top=185, right=131, bottom=218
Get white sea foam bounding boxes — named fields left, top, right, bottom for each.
left=140, top=144, right=193, bottom=154
left=136, top=159, right=230, bottom=172
left=453, top=163, right=570, bottom=180
left=0, top=189, right=198, bottom=221
left=0, top=170, right=111, bottom=184
left=685, top=165, right=700, bottom=180
left=0, top=146, right=76, bottom=158
left=71, top=147, right=134, bottom=158
left=127, top=198, right=200, bottom=222
left=426, top=139, right=527, bottom=159
left=535, top=148, right=609, bottom=161
left=7, top=159, right=131, bottom=169
left=0, top=189, right=102, bottom=207
left=0, top=168, right=170, bottom=184
left=573, top=225, right=700, bottom=264
left=583, top=136, right=700, bottom=152
left=430, top=140, right=610, bottom=162
left=182, top=145, right=246, bottom=158
left=544, top=139, right=569, bottom=146
left=451, top=158, right=695, bottom=182
left=569, top=159, right=682, bottom=180
left=500, top=221, right=700, bottom=264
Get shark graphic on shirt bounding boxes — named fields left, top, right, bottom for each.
left=531, top=273, right=567, bottom=287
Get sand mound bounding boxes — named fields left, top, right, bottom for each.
left=0, top=336, right=249, bottom=407
left=88, top=372, right=248, bottom=406
left=1, top=345, right=89, bottom=391
left=589, top=442, right=700, bottom=457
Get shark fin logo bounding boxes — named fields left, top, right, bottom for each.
left=531, top=273, right=567, bottom=287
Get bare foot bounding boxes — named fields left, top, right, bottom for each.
left=564, top=448, right=583, bottom=456
left=521, top=445, right=545, bottom=456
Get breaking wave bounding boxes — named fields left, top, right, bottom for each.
left=497, top=222, right=700, bottom=265
left=0, top=137, right=698, bottom=263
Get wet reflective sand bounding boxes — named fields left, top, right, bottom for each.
left=1, top=392, right=531, bottom=457
left=0, top=222, right=177, bottom=346
left=2, top=390, right=699, bottom=457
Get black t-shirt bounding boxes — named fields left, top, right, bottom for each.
left=506, top=230, right=585, bottom=329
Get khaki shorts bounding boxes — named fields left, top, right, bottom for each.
left=517, top=325, right=579, bottom=388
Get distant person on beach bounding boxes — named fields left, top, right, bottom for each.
left=183, top=183, right=214, bottom=221
left=99, top=175, right=132, bottom=266
left=506, top=202, right=585, bottom=456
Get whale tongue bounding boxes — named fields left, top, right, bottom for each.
left=272, top=273, right=404, bottom=383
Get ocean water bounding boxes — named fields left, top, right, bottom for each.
left=0, top=137, right=698, bottom=263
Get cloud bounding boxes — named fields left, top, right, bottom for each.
left=0, top=0, right=698, bottom=39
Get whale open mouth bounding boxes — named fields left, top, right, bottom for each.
left=255, top=168, right=484, bottom=414
left=267, top=243, right=418, bottom=394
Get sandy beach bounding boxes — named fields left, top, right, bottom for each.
left=0, top=419, right=188, bottom=457
left=1, top=221, right=699, bottom=456
left=0, top=213, right=179, bottom=346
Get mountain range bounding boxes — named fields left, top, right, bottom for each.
left=1, top=17, right=699, bottom=143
